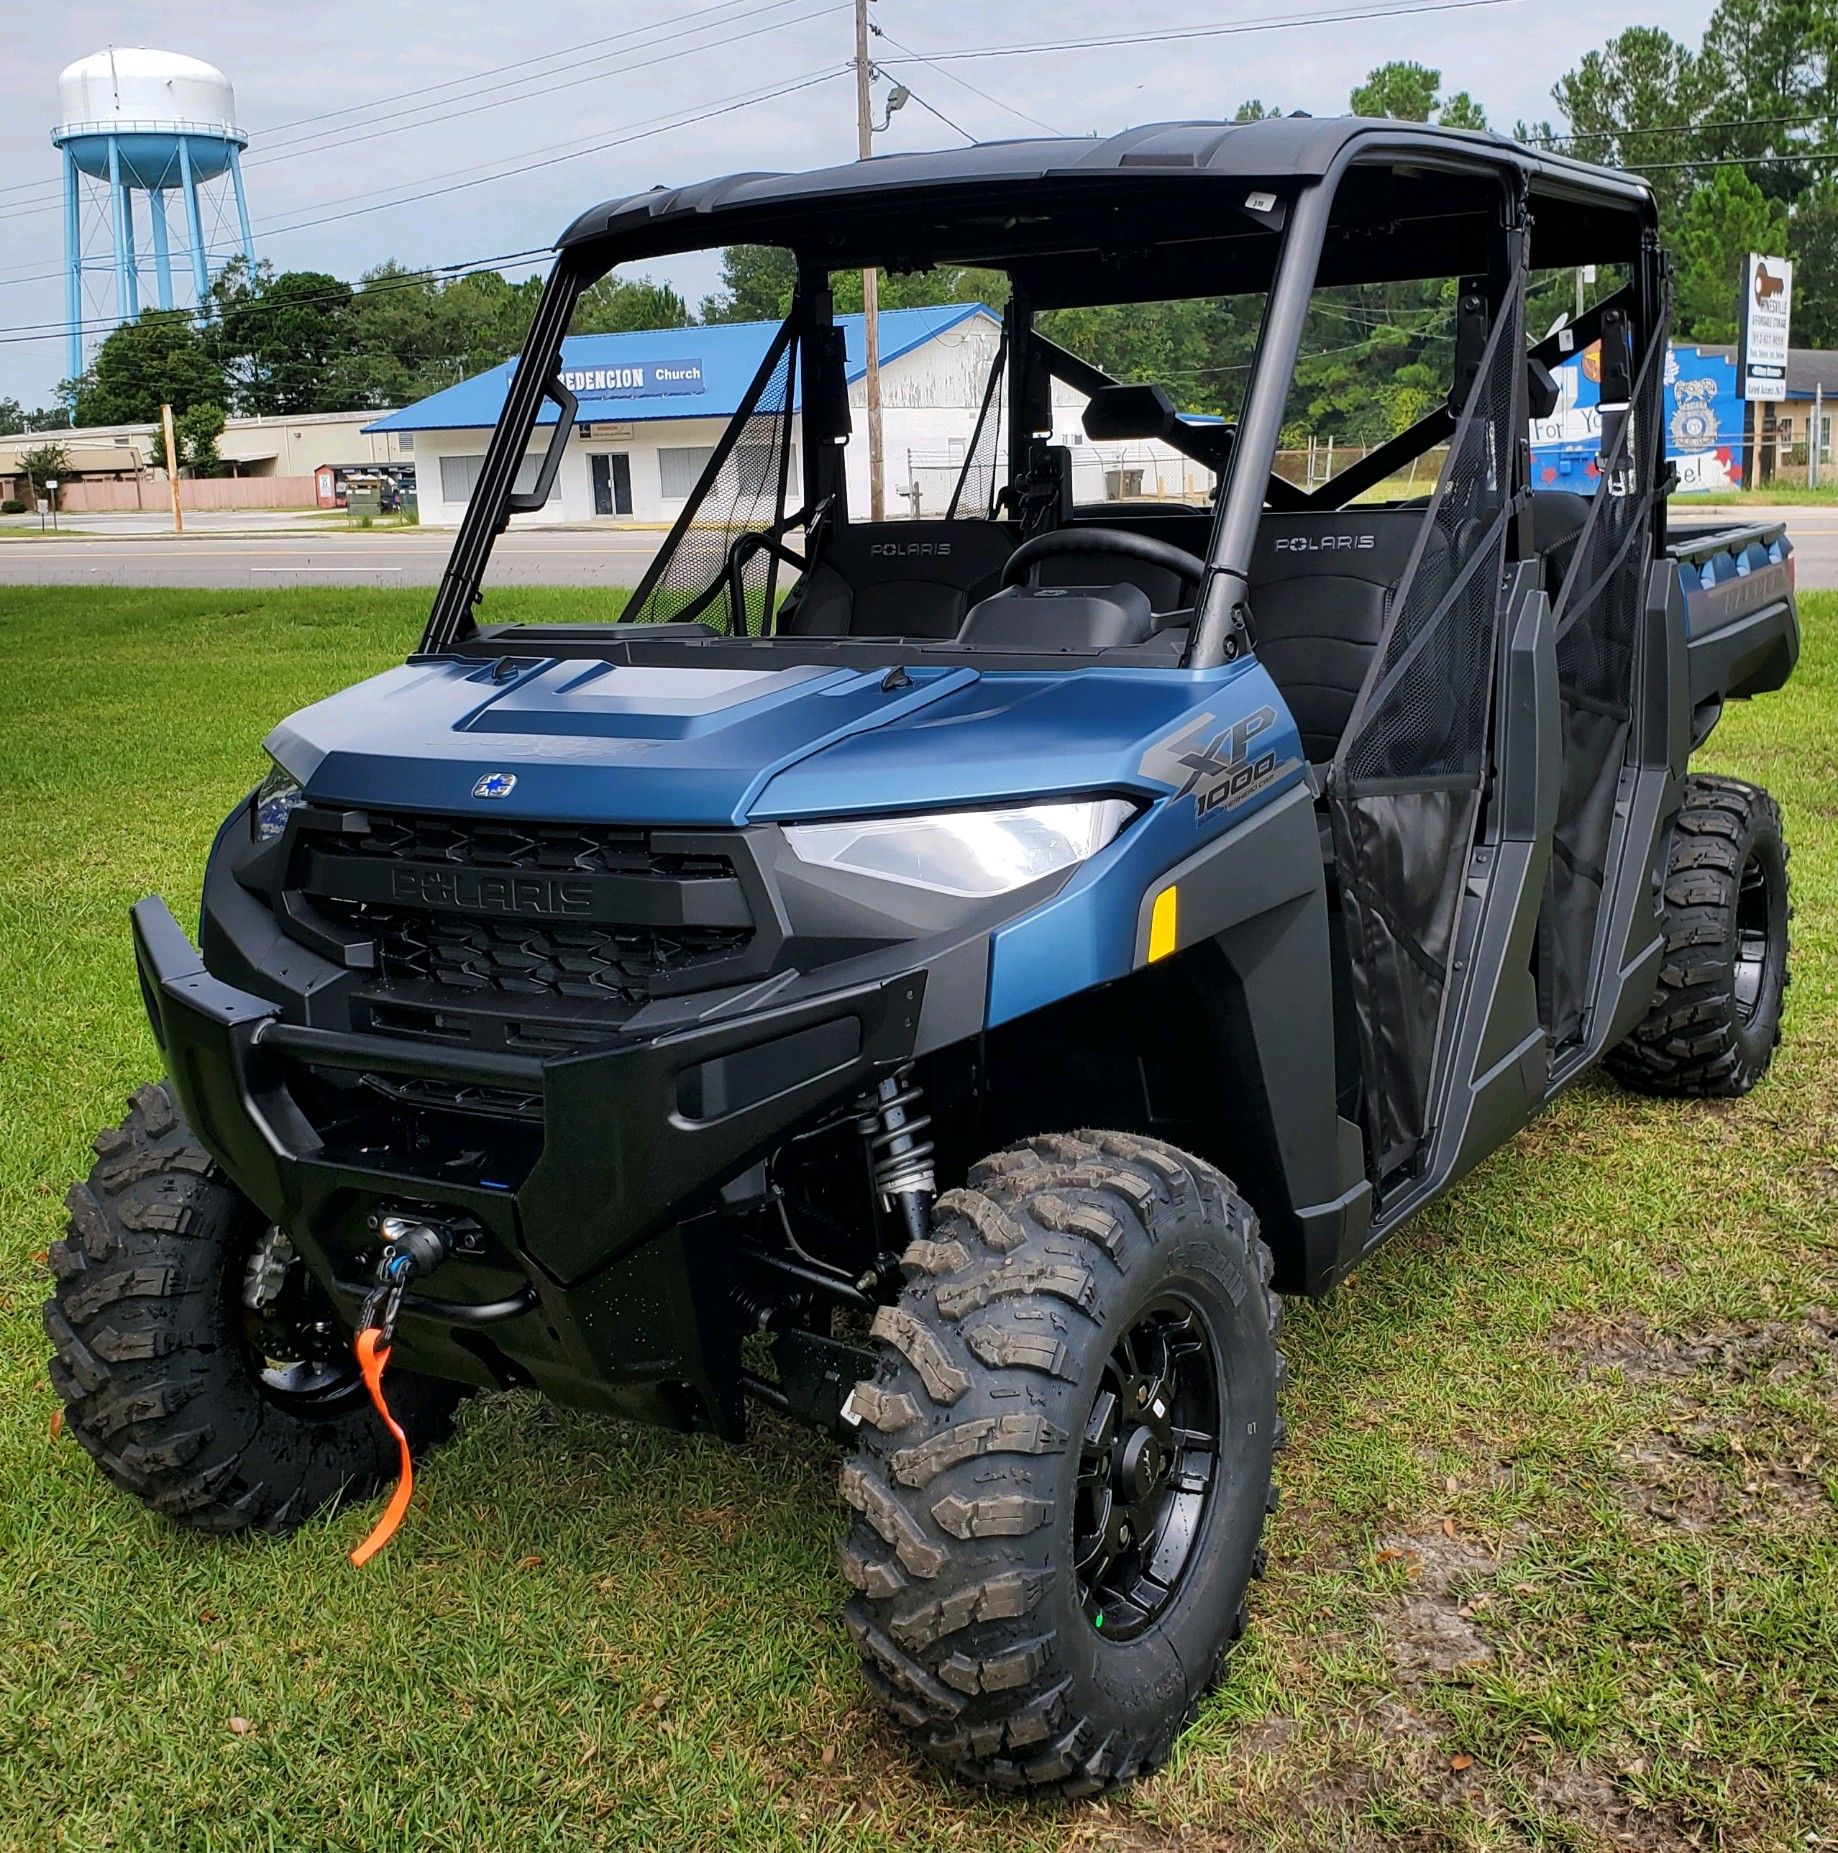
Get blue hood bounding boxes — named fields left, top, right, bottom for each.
left=268, top=653, right=1275, bottom=826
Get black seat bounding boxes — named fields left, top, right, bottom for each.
left=1529, top=489, right=1591, bottom=606
left=777, top=520, right=1015, bottom=638
left=1246, top=510, right=1449, bottom=764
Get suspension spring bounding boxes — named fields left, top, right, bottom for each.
left=860, top=1067, right=935, bottom=1205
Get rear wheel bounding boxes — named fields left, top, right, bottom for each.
left=1607, top=775, right=1791, bottom=1098
left=45, top=1082, right=465, bottom=1534
left=838, top=1131, right=1282, bottom=1795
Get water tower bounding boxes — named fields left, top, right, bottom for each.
left=53, top=48, right=258, bottom=383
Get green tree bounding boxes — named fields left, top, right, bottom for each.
left=1352, top=61, right=1441, bottom=121
left=699, top=245, right=797, bottom=322
left=1788, top=179, right=1838, bottom=345
left=1551, top=28, right=1711, bottom=228
left=210, top=261, right=356, bottom=415
left=1674, top=166, right=1789, bottom=341
left=574, top=273, right=691, bottom=334
left=1349, top=61, right=1486, bottom=128
left=163, top=402, right=226, bottom=477
left=72, top=309, right=224, bottom=425
left=19, top=442, right=70, bottom=502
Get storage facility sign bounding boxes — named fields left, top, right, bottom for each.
left=1737, top=254, right=1792, bottom=402
left=559, top=359, right=706, bottom=400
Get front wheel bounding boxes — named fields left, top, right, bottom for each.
left=839, top=1131, right=1283, bottom=1796
left=45, top=1082, right=465, bottom=1534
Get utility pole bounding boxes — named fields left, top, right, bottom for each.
left=853, top=0, right=885, bottom=520
left=160, top=402, right=184, bottom=535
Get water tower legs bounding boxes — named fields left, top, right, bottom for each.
left=228, top=144, right=255, bottom=265
left=149, top=192, right=175, bottom=311
left=62, top=146, right=82, bottom=384
left=178, top=138, right=210, bottom=303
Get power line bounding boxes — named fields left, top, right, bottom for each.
left=869, top=27, right=1068, bottom=138
left=1531, top=112, right=1836, bottom=147
left=0, top=70, right=848, bottom=347
left=0, top=0, right=787, bottom=205
left=875, top=0, right=1521, bottom=65
left=0, top=0, right=852, bottom=225
left=885, top=77, right=977, bottom=145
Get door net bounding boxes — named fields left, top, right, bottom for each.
left=1540, top=315, right=1667, bottom=1048
left=620, top=317, right=798, bottom=632
left=1329, top=278, right=1524, bottom=1182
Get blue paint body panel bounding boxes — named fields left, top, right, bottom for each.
left=268, top=648, right=1307, bottom=1030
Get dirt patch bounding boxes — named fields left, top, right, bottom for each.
left=1619, top=1423, right=1832, bottom=1532
left=1556, top=1310, right=1838, bottom=1386
left=1374, top=1527, right=1501, bottom=1678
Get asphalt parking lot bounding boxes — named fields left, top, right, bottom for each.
left=1, top=504, right=1830, bottom=590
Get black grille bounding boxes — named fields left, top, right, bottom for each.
left=289, top=811, right=760, bottom=1045
left=368, top=909, right=751, bottom=1003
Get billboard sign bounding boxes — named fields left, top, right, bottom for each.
left=1737, top=254, right=1792, bottom=402
left=1530, top=343, right=1744, bottom=495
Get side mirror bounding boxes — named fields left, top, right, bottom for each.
left=1082, top=382, right=1180, bottom=443
left=1526, top=358, right=1560, bottom=421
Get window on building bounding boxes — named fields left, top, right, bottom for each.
left=658, top=445, right=717, bottom=499
left=437, top=451, right=552, bottom=505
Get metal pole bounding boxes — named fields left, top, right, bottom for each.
left=63, top=146, right=83, bottom=386
left=179, top=139, right=210, bottom=303
left=854, top=0, right=885, bottom=521
left=149, top=191, right=175, bottom=310
left=161, top=403, right=185, bottom=535
left=107, top=138, right=133, bottom=329
left=227, top=144, right=256, bottom=265
left=1813, top=383, right=1823, bottom=490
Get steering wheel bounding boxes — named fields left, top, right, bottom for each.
left=999, top=526, right=1208, bottom=598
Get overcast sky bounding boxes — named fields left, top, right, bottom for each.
left=0, top=0, right=1715, bottom=406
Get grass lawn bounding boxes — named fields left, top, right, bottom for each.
left=0, top=586, right=1833, bottom=1851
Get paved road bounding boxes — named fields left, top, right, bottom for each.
left=1, top=504, right=1833, bottom=590
left=0, top=525, right=666, bottom=590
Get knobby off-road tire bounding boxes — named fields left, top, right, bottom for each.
left=45, top=1082, right=465, bottom=1534
left=1606, top=774, right=1791, bottom=1098
left=838, top=1131, right=1283, bottom=1796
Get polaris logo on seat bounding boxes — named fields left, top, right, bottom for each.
left=389, top=866, right=595, bottom=917
left=869, top=541, right=952, bottom=557
left=1272, top=532, right=1377, bottom=553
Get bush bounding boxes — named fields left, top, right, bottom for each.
left=1, top=498, right=24, bottom=515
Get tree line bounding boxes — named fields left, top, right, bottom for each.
left=4, top=0, right=1829, bottom=455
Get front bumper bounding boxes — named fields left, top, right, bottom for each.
left=134, top=894, right=923, bottom=1435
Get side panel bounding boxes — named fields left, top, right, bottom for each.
left=1132, top=783, right=1372, bottom=1292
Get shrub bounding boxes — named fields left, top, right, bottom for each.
left=1, top=498, right=25, bottom=515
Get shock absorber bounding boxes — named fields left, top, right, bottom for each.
left=859, top=1066, right=935, bottom=1250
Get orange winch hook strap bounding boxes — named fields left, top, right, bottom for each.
left=350, top=1327, right=414, bottom=1567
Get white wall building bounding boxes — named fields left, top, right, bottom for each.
left=365, top=305, right=1209, bottom=530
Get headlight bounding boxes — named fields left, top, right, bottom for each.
left=253, top=760, right=306, bottom=842
left=784, top=798, right=1136, bottom=898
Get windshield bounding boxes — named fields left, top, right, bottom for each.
left=414, top=157, right=1558, bottom=667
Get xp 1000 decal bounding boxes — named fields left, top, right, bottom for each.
left=1139, top=706, right=1301, bottom=822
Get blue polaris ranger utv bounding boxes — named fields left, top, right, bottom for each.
left=51, top=118, right=1799, bottom=1794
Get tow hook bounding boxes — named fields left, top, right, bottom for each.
left=347, top=1212, right=456, bottom=1567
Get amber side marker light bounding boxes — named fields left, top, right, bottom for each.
left=1148, top=885, right=1179, bottom=962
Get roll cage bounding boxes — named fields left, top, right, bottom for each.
left=418, top=118, right=1663, bottom=668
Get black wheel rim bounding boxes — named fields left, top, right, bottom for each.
left=1734, top=851, right=1773, bottom=1022
left=1074, top=1294, right=1222, bottom=1641
left=237, top=1226, right=365, bottom=1414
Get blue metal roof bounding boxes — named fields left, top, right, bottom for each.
left=363, top=303, right=994, bottom=433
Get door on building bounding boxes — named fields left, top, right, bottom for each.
left=590, top=452, right=633, bottom=517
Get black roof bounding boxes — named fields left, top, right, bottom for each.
left=558, top=116, right=1655, bottom=266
